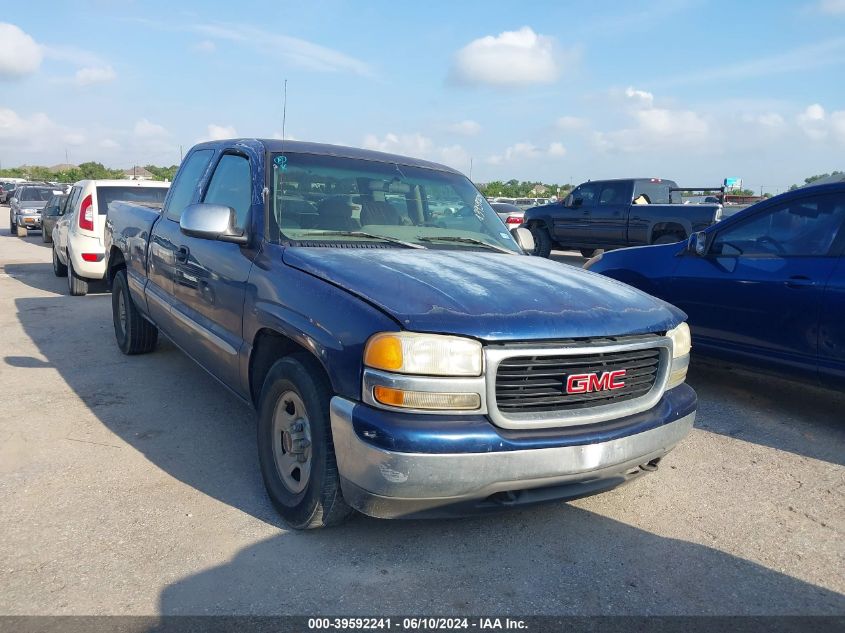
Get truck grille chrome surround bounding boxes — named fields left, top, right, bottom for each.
left=484, top=335, right=672, bottom=429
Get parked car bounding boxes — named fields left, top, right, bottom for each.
left=52, top=180, right=169, bottom=295
left=585, top=183, right=845, bottom=388
left=104, top=139, right=696, bottom=529
left=490, top=202, right=525, bottom=228
left=524, top=178, right=723, bottom=258
left=0, top=182, right=17, bottom=204
left=40, top=193, right=68, bottom=243
left=9, top=185, right=57, bottom=233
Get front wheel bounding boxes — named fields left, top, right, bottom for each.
left=529, top=225, right=553, bottom=258
left=580, top=248, right=599, bottom=258
left=9, top=214, right=15, bottom=234
left=112, top=269, right=158, bottom=354
left=257, top=354, right=352, bottom=529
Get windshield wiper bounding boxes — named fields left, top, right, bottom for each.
left=416, top=235, right=516, bottom=254
left=303, top=231, right=426, bottom=249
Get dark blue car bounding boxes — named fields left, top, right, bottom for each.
left=586, top=183, right=845, bottom=389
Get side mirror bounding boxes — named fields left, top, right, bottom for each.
left=180, top=203, right=247, bottom=244
left=688, top=231, right=707, bottom=256
left=510, top=227, right=535, bottom=253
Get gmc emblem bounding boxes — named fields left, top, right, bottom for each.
left=566, top=370, right=627, bottom=394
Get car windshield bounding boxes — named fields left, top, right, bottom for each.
left=270, top=152, right=520, bottom=253
left=19, top=187, right=54, bottom=202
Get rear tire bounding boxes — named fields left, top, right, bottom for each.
left=42, top=228, right=51, bottom=243
left=580, top=248, right=598, bottom=258
left=257, top=354, right=353, bottom=529
left=9, top=213, right=15, bottom=234
left=52, top=245, right=67, bottom=277
left=67, top=258, right=89, bottom=296
left=112, top=269, right=158, bottom=354
left=529, top=224, right=553, bottom=258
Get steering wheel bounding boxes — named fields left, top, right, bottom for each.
left=757, top=236, right=786, bottom=254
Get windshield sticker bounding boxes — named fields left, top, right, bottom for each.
left=499, top=232, right=510, bottom=239
left=274, top=155, right=288, bottom=170
left=473, top=193, right=485, bottom=221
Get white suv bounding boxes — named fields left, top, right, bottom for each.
left=52, top=179, right=169, bottom=295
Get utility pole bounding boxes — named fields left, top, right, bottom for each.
left=469, top=157, right=473, bottom=180
left=65, top=148, right=69, bottom=165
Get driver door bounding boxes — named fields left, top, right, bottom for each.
left=666, top=192, right=845, bottom=375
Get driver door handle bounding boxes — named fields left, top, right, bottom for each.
left=175, top=246, right=190, bottom=264
left=785, top=275, right=814, bottom=289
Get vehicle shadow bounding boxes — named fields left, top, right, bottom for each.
left=549, top=250, right=587, bottom=267
left=687, top=359, right=845, bottom=466
left=3, top=263, right=109, bottom=295
left=156, top=504, right=845, bottom=615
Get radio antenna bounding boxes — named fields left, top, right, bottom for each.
left=281, top=79, right=288, bottom=145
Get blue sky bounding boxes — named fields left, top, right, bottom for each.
left=1, top=0, right=844, bottom=192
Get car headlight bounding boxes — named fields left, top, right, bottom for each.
left=666, top=322, right=691, bottom=388
left=363, top=332, right=484, bottom=412
left=364, top=332, right=482, bottom=376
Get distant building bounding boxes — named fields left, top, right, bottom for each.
left=49, top=163, right=77, bottom=173
left=530, top=184, right=548, bottom=195
left=123, top=166, right=154, bottom=181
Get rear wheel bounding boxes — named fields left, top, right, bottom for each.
left=52, top=245, right=67, bottom=277
left=112, top=269, right=158, bottom=354
left=9, top=213, right=15, bottom=234
left=67, top=257, right=88, bottom=296
left=257, top=354, right=352, bottom=529
left=529, top=224, right=553, bottom=258
left=41, top=228, right=51, bottom=243
left=580, top=248, right=598, bottom=258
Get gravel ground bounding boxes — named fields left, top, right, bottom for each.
left=0, top=214, right=842, bottom=616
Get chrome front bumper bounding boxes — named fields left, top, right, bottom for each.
left=330, top=397, right=695, bottom=519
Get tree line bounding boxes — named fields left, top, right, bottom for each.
left=476, top=180, right=572, bottom=198
left=0, top=162, right=178, bottom=183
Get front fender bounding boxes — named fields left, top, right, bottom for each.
left=242, top=247, right=400, bottom=400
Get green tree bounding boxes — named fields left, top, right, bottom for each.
left=144, top=164, right=179, bottom=181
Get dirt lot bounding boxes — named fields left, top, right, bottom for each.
left=1, top=214, right=843, bottom=615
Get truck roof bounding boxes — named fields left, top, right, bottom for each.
left=192, top=139, right=464, bottom=176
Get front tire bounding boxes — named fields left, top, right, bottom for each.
left=42, top=228, right=51, bottom=243
left=112, top=269, right=158, bottom=354
left=529, top=224, right=553, bottom=258
left=67, top=257, right=89, bottom=296
left=52, top=245, right=67, bottom=277
left=580, top=248, right=599, bottom=258
left=257, top=354, right=352, bottom=529
left=9, top=213, right=16, bottom=234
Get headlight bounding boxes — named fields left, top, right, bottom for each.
left=666, top=322, right=691, bottom=388
left=583, top=253, right=602, bottom=270
left=364, top=332, right=482, bottom=377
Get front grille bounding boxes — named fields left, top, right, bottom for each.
left=495, top=347, right=661, bottom=414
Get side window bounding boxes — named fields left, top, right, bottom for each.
left=64, top=187, right=81, bottom=216
left=711, top=194, right=845, bottom=257
left=202, top=154, right=252, bottom=231
left=599, top=183, right=627, bottom=205
left=164, top=149, right=215, bottom=222
left=573, top=183, right=600, bottom=207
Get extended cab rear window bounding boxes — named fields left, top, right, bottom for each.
left=96, top=186, right=168, bottom=214
left=632, top=180, right=679, bottom=204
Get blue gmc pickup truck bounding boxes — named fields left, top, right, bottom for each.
left=104, top=139, right=696, bottom=528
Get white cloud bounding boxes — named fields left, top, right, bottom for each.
left=74, top=65, right=116, bottom=86
left=798, top=103, right=828, bottom=140
left=191, top=22, right=373, bottom=76
left=487, top=141, right=566, bottom=164
left=548, top=142, right=567, bottom=157
left=0, top=23, right=43, bottom=78
left=99, top=138, right=120, bottom=149
left=555, top=116, right=588, bottom=131
left=0, top=107, right=85, bottom=152
left=193, top=40, right=216, bottom=54
left=818, top=0, right=845, bottom=14
left=205, top=124, right=237, bottom=141
left=746, top=112, right=785, bottom=128
left=446, top=120, right=481, bottom=136
left=362, top=132, right=469, bottom=170
left=624, top=86, right=655, bottom=108
left=134, top=118, right=168, bottom=138
left=450, top=27, right=568, bottom=87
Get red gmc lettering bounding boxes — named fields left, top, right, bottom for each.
left=566, top=370, right=627, bottom=394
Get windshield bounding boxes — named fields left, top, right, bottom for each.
left=270, top=152, right=520, bottom=253
left=19, top=187, right=54, bottom=202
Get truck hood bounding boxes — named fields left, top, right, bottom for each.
left=283, top=248, right=685, bottom=341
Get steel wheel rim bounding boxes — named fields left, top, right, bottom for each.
left=117, top=290, right=128, bottom=338
left=271, top=390, right=312, bottom=495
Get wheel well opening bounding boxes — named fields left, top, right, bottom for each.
left=249, top=329, right=328, bottom=406
left=651, top=222, right=686, bottom=240
left=107, top=248, right=126, bottom=286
